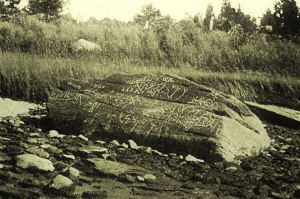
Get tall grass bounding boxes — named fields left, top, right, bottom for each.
left=0, top=15, right=299, bottom=77
left=0, top=15, right=299, bottom=108
left=0, top=51, right=299, bottom=110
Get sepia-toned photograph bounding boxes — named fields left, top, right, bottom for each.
left=0, top=0, right=299, bottom=198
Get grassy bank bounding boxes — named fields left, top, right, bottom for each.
left=0, top=15, right=299, bottom=77
left=0, top=52, right=299, bottom=110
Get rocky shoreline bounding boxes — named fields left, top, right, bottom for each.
left=0, top=106, right=299, bottom=198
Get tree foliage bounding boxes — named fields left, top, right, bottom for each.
left=134, top=4, right=162, bottom=28
left=273, top=0, right=299, bottom=37
left=216, top=0, right=256, bottom=33
left=27, top=0, right=66, bottom=22
left=193, top=13, right=202, bottom=28
left=260, top=0, right=300, bottom=38
left=203, top=4, right=214, bottom=31
left=0, top=0, right=21, bottom=20
left=260, top=9, right=276, bottom=33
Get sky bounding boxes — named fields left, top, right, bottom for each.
left=20, top=0, right=300, bottom=22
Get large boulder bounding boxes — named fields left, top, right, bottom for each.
left=47, top=74, right=270, bottom=162
left=71, top=39, right=101, bottom=52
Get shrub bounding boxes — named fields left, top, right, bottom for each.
left=0, top=15, right=299, bottom=77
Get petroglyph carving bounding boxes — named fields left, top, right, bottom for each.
left=123, top=75, right=187, bottom=100
left=191, top=96, right=219, bottom=110
left=48, top=74, right=270, bottom=162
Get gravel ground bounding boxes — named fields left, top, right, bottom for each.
left=0, top=107, right=299, bottom=199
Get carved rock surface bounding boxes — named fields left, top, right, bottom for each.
left=47, top=74, right=270, bottom=162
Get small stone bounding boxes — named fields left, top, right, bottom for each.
left=118, top=148, right=125, bottom=151
left=225, top=166, right=238, bottom=172
left=179, top=155, right=184, bottom=160
left=40, top=144, right=51, bottom=149
left=128, top=140, right=139, bottom=149
left=269, top=146, right=277, bottom=152
left=110, top=140, right=120, bottom=146
left=16, top=128, right=24, bottom=133
left=0, top=136, right=11, bottom=141
left=79, top=146, right=108, bottom=154
left=29, top=133, right=40, bottom=137
left=78, top=134, right=88, bottom=142
left=144, top=147, right=152, bottom=154
left=63, top=154, right=75, bottom=160
left=57, top=134, right=66, bottom=138
left=120, top=174, right=136, bottom=183
left=50, top=174, right=75, bottom=195
left=121, top=143, right=129, bottom=149
left=169, top=153, right=177, bottom=157
left=27, top=138, right=39, bottom=144
left=270, top=191, right=282, bottom=198
left=70, top=135, right=77, bottom=139
left=51, top=174, right=73, bottom=189
left=152, top=150, right=163, bottom=156
left=48, top=145, right=63, bottom=154
left=96, top=140, right=106, bottom=145
left=0, top=164, right=3, bottom=169
left=16, top=153, right=54, bottom=172
left=285, top=138, right=292, bottom=142
left=101, top=153, right=111, bottom=160
left=137, top=176, right=145, bottom=182
left=48, top=130, right=59, bottom=138
left=266, top=153, right=272, bottom=157
left=185, top=154, right=204, bottom=163
left=27, top=147, right=50, bottom=158
left=139, top=146, right=152, bottom=154
left=143, top=174, right=156, bottom=180
left=68, top=167, right=80, bottom=177
left=281, top=145, right=290, bottom=150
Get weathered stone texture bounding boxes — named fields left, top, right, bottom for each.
left=48, top=74, right=270, bottom=162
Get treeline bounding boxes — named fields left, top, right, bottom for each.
left=0, top=0, right=299, bottom=77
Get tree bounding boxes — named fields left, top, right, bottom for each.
left=216, top=0, right=256, bottom=33
left=273, top=0, right=299, bottom=36
left=0, top=0, right=21, bottom=20
left=203, top=4, right=214, bottom=31
left=134, top=4, right=162, bottom=28
left=260, top=9, right=276, bottom=33
left=193, top=13, right=202, bottom=28
left=216, top=0, right=236, bottom=31
left=261, top=9, right=276, bottom=27
left=27, top=0, right=67, bottom=22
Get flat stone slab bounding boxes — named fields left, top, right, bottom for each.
left=87, top=158, right=151, bottom=177
left=0, top=98, right=40, bottom=118
left=16, top=153, right=55, bottom=172
left=48, top=74, right=270, bottom=162
left=245, top=101, right=300, bottom=129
